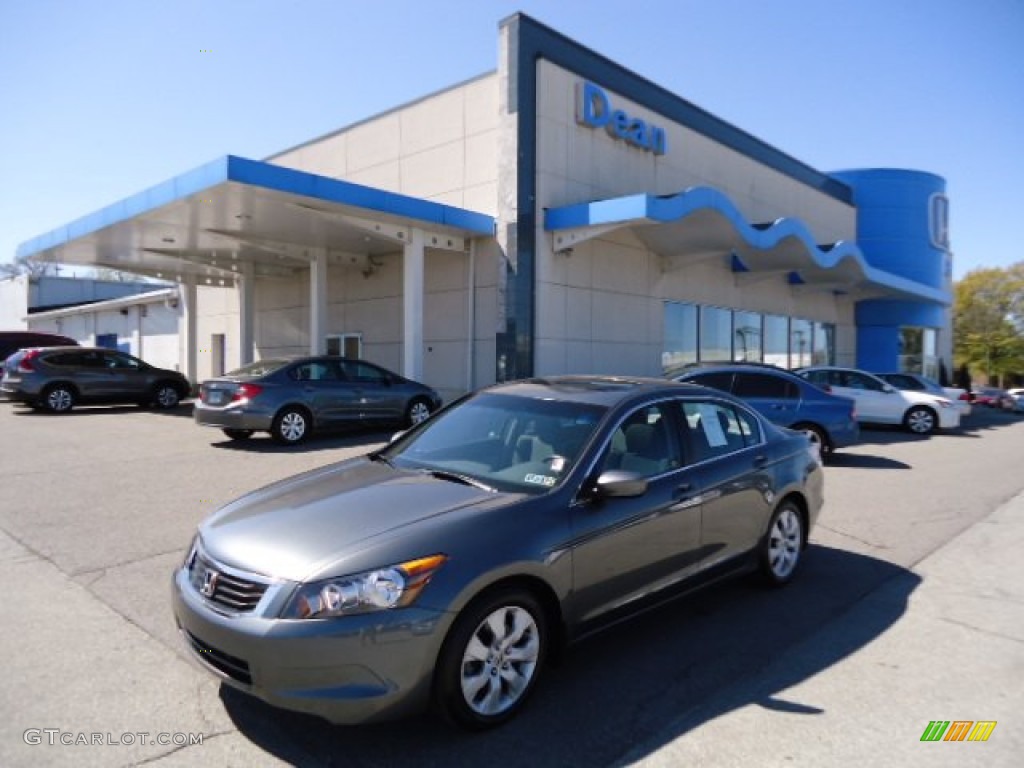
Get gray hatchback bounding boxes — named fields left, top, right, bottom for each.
left=1, top=346, right=190, bottom=412
left=194, top=356, right=442, bottom=445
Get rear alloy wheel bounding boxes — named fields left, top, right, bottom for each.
left=153, top=383, right=181, bottom=409
left=271, top=407, right=310, bottom=445
left=760, top=501, right=804, bottom=586
left=904, top=406, right=937, bottom=435
left=405, top=397, right=433, bottom=427
left=42, top=384, right=75, bottom=413
left=435, top=589, right=547, bottom=730
left=222, top=428, right=254, bottom=441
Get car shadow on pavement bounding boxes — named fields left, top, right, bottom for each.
left=826, top=453, right=910, bottom=469
left=208, top=426, right=394, bottom=454
left=217, top=546, right=919, bottom=768
left=9, top=402, right=197, bottom=418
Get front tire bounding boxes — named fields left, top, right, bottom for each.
left=904, top=406, right=937, bottom=435
left=434, top=589, right=548, bottom=730
left=41, top=384, right=75, bottom=413
left=759, top=501, right=804, bottom=586
left=271, top=407, right=310, bottom=445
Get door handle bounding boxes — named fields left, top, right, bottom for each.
left=753, top=455, right=767, bottom=468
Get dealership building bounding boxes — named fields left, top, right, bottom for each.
left=17, top=14, right=953, bottom=400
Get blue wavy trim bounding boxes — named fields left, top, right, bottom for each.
left=545, top=186, right=949, bottom=304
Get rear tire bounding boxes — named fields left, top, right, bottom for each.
left=41, top=384, right=75, bottom=413
left=152, top=382, right=182, bottom=409
left=405, top=397, right=433, bottom=427
left=222, top=428, right=254, bottom=441
left=271, top=407, right=310, bottom=445
left=759, top=500, right=804, bottom=586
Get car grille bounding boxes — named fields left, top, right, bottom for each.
left=188, top=552, right=269, bottom=613
left=183, top=630, right=252, bottom=685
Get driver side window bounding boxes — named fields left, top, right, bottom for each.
left=602, top=404, right=679, bottom=478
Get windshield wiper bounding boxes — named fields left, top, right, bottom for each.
left=426, top=469, right=496, bottom=493
left=367, top=451, right=394, bottom=468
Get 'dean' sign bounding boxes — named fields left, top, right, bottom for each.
left=576, top=81, right=667, bottom=156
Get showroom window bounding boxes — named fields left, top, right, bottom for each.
left=763, top=315, right=789, bottom=368
left=900, top=327, right=938, bottom=379
left=812, top=322, right=835, bottom=366
left=662, top=303, right=834, bottom=374
left=733, top=311, right=763, bottom=363
left=662, top=302, right=698, bottom=373
left=700, top=306, right=733, bottom=362
left=790, top=318, right=813, bottom=368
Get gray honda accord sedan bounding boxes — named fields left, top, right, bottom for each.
left=172, top=376, right=823, bottom=729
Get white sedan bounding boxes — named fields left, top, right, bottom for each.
left=797, top=366, right=960, bottom=435
left=875, top=372, right=972, bottom=418
left=1007, top=388, right=1024, bottom=412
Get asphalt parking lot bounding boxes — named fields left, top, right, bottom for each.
left=1, top=401, right=1022, bottom=767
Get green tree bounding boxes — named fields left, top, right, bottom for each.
left=953, top=263, right=1024, bottom=385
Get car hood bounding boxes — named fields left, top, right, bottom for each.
left=198, top=457, right=517, bottom=582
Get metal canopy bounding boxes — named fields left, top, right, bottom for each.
left=545, top=186, right=950, bottom=305
left=19, top=155, right=495, bottom=283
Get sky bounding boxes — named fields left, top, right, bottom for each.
left=1, top=0, right=1022, bottom=281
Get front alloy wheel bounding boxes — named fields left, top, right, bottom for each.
left=435, top=590, right=547, bottom=729
left=760, top=501, right=804, bottom=586
left=904, top=406, right=937, bottom=435
left=272, top=407, right=309, bottom=445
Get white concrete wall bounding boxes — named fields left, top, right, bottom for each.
left=246, top=246, right=496, bottom=404
left=0, top=276, right=30, bottom=328
left=196, top=285, right=240, bottom=381
left=27, top=302, right=180, bottom=371
left=532, top=60, right=859, bottom=377
left=269, top=74, right=499, bottom=217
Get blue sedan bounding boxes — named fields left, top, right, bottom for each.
left=674, top=364, right=859, bottom=460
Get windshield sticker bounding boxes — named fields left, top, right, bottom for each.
left=697, top=404, right=729, bottom=447
left=524, top=473, right=557, bottom=487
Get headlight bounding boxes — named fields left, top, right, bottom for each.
left=183, top=535, right=198, bottom=569
left=283, top=554, right=448, bottom=619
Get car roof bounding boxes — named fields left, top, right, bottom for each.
left=674, top=363, right=804, bottom=380
left=484, top=375, right=722, bottom=408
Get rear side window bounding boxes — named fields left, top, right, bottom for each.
left=340, top=361, right=389, bottom=384
left=679, top=400, right=760, bottom=463
left=685, top=372, right=734, bottom=392
left=733, top=372, right=796, bottom=399
left=45, top=352, right=97, bottom=367
left=883, top=374, right=922, bottom=391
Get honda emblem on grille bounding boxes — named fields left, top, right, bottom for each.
left=199, top=568, right=220, bottom=597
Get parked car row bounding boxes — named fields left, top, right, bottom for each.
left=1, top=345, right=444, bottom=441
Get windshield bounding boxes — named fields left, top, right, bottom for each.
left=384, top=392, right=607, bottom=494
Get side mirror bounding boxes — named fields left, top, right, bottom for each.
left=592, top=469, right=648, bottom=499
left=882, top=384, right=895, bottom=393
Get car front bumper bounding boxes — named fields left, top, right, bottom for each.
left=171, top=565, right=451, bottom=724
